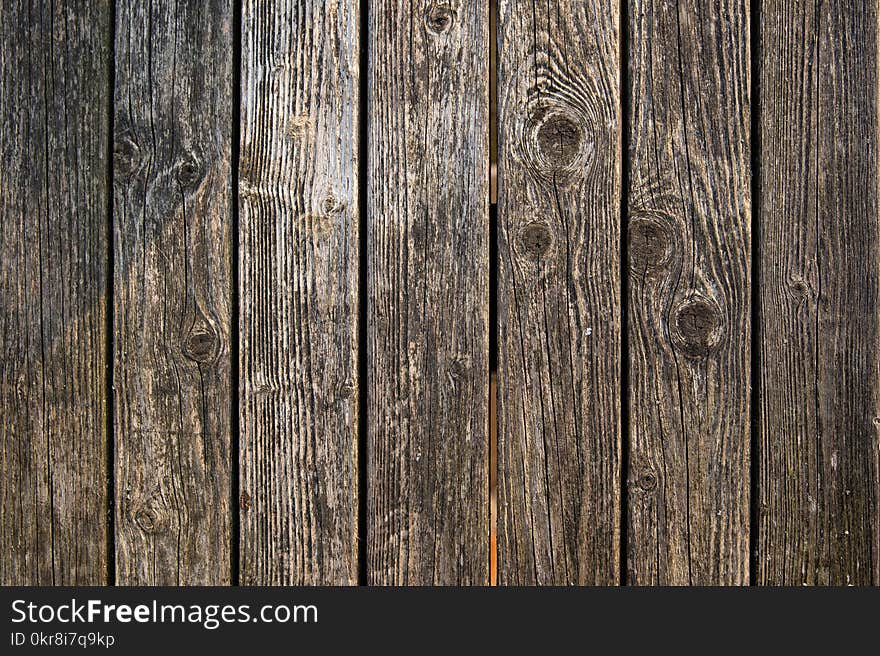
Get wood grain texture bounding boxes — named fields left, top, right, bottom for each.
left=0, top=0, right=111, bottom=585
left=757, top=0, right=880, bottom=585
left=367, top=0, right=489, bottom=584
left=496, top=0, right=621, bottom=585
left=239, top=0, right=359, bottom=585
left=113, top=0, right=233, bottom=584
left=626, top=0, right=751, bottom=584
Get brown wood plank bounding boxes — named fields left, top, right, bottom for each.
left=757, top=1, right=880, bottom=585
left=239, top=0, right=360, bottom=585
left=0, top=0, right=111, bottom=585
left=367, top=0, right=490, bottom=584
left=496, top=1, right=622, bottom=584
left=113, top=0, right=233, bottom=584
left=626, top=1, right=751, bottom=584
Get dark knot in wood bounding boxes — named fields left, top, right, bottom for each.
left=320, top=192, right=344, bottom=215
left=449, top=356, right=469, bottom=381
left=239, top=491, right=252, bottom=512
left=672, top=296, right=724, bottom=357
left=788, top=276, right=813, bottom=303
left=638, top=468, right=658, bottom=492
left=133, top=506, right=164, bottom=535
left=425, top=4, right=455, bottom=35
left=629, top=214, right=671, bottom=273
left=521, top=103, right=592, bottom=182
left=536, top=114, right=582, bottom=167
left=184, top=324, right=219, bottom=363
left=519, top=221, right=553, bottom=260
left=175, top=152, right=203, bottom=189
left=114, top=134, right=140, bottom=177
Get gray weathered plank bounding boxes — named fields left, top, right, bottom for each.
left=367, top=0, right=490, bottom=584
left=626, top=0, right=751, bottom=584
left=239, top=0, right=359, bottom=585
left=496, top=0, right=621, bottom=584
left=113, top=0, right=233, bottom=584
left=757, top=0, right=880, bottom=585
left=0, top=0, right=111, bottom=585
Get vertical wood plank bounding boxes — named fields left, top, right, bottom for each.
left=113, top=0, right=233, bottom=584
left=368, top=0, right=490, bottom=584
left=626, top=1, right=751, bottom=584
left=239, top=0, right=359, bottom=585
left=758, top=0, right=880, bottom=585
left=0, top=0, right=111, bottom=585
left=496, top=0, right=622, bottom=584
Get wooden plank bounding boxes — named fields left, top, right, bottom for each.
left=0, top=0, right=111, bottom=585
left=757, top=1, right=880, bottom=585
left=113, top=0, right=233, bottom=584
left=367, top=0, right=489, bottom=584
left=496, top=0, right=622, bottom=584
left=626, top=1, right=751, bottom=584
left=239, top=0, right=359, bottom=585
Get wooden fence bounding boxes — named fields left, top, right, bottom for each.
left=1, top=0, right=878, bottom=586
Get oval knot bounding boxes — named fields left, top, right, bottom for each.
left=425, top=4, right=455, bottom=34
left=114, top=134, right=140, bottom=177
left=629, top=214, right=672, bottom=273
left=184, top=323, right=219, bottom=363
left=672, top=296, right=724, bottom=357
left=175, top=152, right=203, bottom=188
left=519, top=222, right=553, bottom=260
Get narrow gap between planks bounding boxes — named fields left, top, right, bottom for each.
left=748, top=0, right=762, bottom=586
left=357, top=0, right=370, bottom=587
left=618, top=0, right=632, bottom=587
left=488, top=0, right=499, bottom=587
left=104, top=0, right=118, bottom=587
left=231, top=0, right=243, bottom=587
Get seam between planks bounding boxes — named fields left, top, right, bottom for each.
left=619, top=0, right=632, bottom=588
left=748, top=0, right=761, bottom=587
left=105, top=0, right=117, bottom=587
left=357, top=0, right=370, bottom=587
left=489, top=0, right=499, bottom=587
left=231, top=0, right=242, bottom=587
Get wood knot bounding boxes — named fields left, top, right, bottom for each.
left=637, top=468, right=658, bottom=492
left=536, top=114, right=581, bottom=167
left=239, top=491, right=251, bottom=512
left=133, top=505, right=165, bottom=534
left=629, top=214, right=671, bottom=273
left=672, top=296, right=724, bottom=357
left=521, top=104, right=593, bottom=182
left=184, top=322, right=219, bottom=363
left=518, top=222, right=553, bottom=260
left=336, top=381, right=356, bottom=400
left=425, top=3, right=455, bottom=34
left=787, top=276, right=813, bottom=303
left=449, top=356, right=470, bottom=381
left=320, top=192, right=345, bottom=215
left=114, top=133, right=140, bottom=177
left=175, top=152, right=203, bottom=189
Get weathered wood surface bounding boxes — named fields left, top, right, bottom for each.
left=239, top=0, right=359, bottom=585
left=367, top=0, right=490, bottom=584
left=113, top=0, right=233, bottom=584
left=757, top=0, right=880, bottom=585
left=626, top=1, right=752, bottom=584
left=4, top=0, right=880, bottom=588
left=496, top=0, right=621, bottom=584
left=0, top=0, right=111, bottom=585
